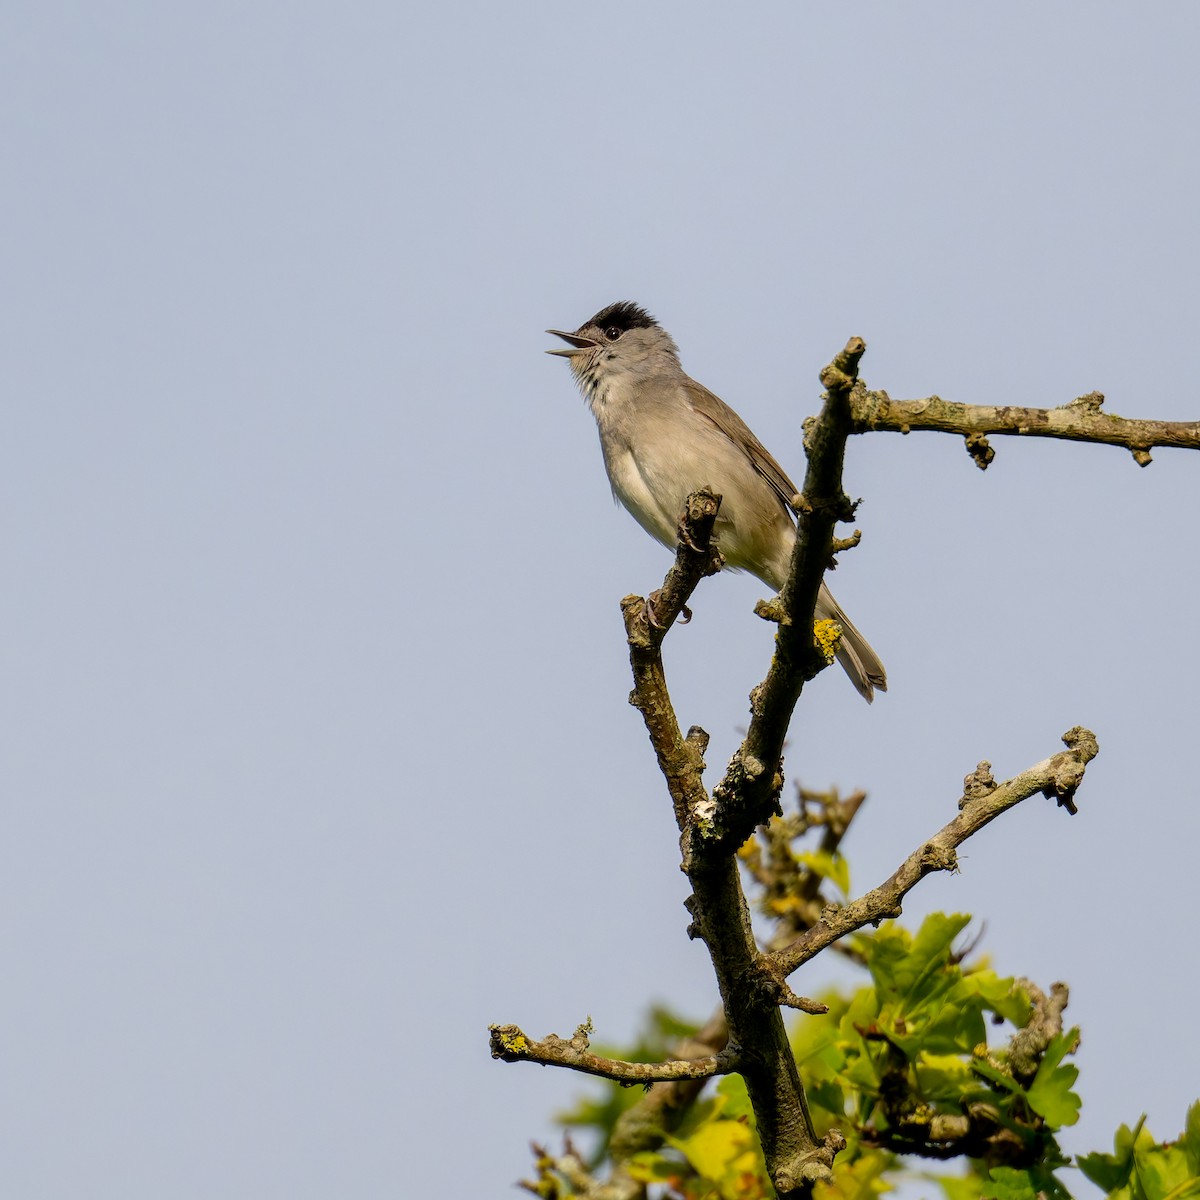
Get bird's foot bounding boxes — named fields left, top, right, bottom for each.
left=646, top=590, right=692, bottom=628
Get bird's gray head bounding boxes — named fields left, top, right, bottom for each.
left=547, top=301, right=681, bottom=402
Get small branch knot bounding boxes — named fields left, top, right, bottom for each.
left=754, top=595, right=789, bottom=625
left=819, top=365, right=855, bottom=393
left=1044, top=727, right=1099, bottom=815
left=960, top=761, right=998, bottom=808
left=919, top=842, right=959, bottom=873
left=763, top=973, right=830, bottom=1014
left=965, top=431, right=995, bottom=470
left=1009, top=980, right=1071, bottom=1081
left=1061, top=726, right=1099, bottom=758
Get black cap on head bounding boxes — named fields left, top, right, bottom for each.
left=586, top=301, right=658, bottom=334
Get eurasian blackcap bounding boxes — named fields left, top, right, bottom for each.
left=547, top=301, right=886, bottom=703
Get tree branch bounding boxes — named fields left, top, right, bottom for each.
left=851, top=385, right=1200, bottom=468
left=771, top=727, right=1099, bottom=979
left=614, top=436, right=867, bottom=1194
left=702, top=337, right=867, bottom=858
left=489, top=1021, right=735, bottom=1084
left=622, top=489, right=724, bottom=830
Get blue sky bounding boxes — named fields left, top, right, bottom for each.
left=3, top=3, right=1197, bottom=1195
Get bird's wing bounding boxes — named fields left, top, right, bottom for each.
left=681, top=377, right=800, bottom=515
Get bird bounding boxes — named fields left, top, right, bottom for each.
left=547, top=301, right=887, bottom=703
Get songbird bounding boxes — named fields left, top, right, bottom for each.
left=547, top=301, right=886, bottom=702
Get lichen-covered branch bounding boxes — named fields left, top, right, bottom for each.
left=770, top=728, right=1099, bottom=979
left=1008, top=979, right=1071, bottom=1082
left=614, top=462, right=862, bottom=1195
left=851, top=385, right=1200, bottom=468
left=702, top=337, right=868, bottom=857
left=861, top=979, right=1073, bottom=1163
left=489, top=1020, right=734, bottom=1084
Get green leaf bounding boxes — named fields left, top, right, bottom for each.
left=668, top=1118, right=769, bottom=1198
left=938, top=1173, right=987, bottom=1200
left=965, top=969, right=1033, bottom=1028
left=919, top=979, right=988, bottom=1054
left=817, top=1148, right=892, bottom=1200
left=982, top=1166, right=1039, bottom=1200
left=1025, top=1030, right=1081, bottom=1128
left=869, top=913, right=971, bottom=1011
left=669, top=1095, right=720, bottom=1140
left=1136, top=1143, right=1200, bottom=1200
left=626, top=1150, right=684, bottom=1183
left=1184, top=1101, right=1200, bottom=1167
left=915, top=1051, right=979, bottom=1103
left=1076, top=1149, right=1131, bottom=1192
left=1077, top=1117, right=1145, bottom=1191
left=1132, top=1132, right=1200, bottom=1200
left=714, top=1074, right=755, bottom=1124
left=970, top=1055, right=1025, bottom=1097
left=807, top=1078, right=848, bottom=1122
left=673, top=1120, right=750, bottom=1178
left=796, top=849, right=851, bottom=896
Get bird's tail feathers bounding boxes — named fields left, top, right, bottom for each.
left=817, top=585, right=887, bottom=704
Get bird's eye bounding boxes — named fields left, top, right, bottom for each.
left=605, top=326, right=622, bottom=340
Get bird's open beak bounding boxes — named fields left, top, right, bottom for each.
left=545, top=329, right=600, bottom=357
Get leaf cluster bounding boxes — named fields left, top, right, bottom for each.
left=526, top=845, right=1196, bottom=1200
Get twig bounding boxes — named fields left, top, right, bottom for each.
left=771, top=728, right=1099, bottom=979
left=851, top=386, right=1200, bottom=468
left=488, top=1022, right=735, bottom=1084
left=622, top=489, right=724, bottom=830
left=1008, top=980, right=1071, bottom=1082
